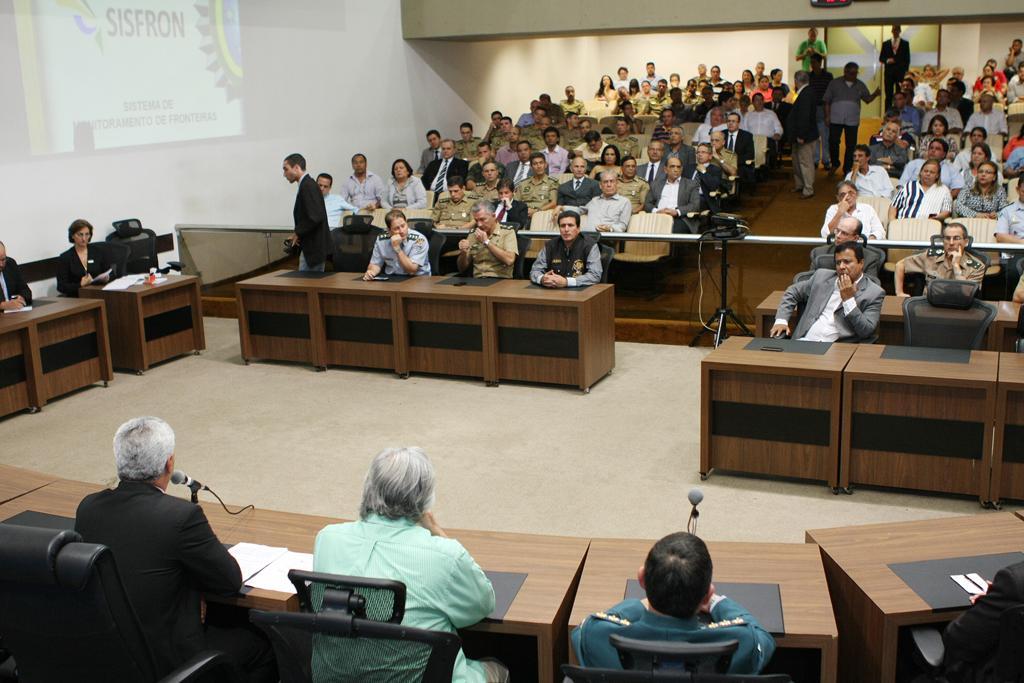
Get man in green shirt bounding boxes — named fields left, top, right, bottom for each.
left=796, top=27, right=828, bottom=71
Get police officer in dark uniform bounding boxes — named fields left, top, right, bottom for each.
left=572, top=532, right=775, bottom=674
left=529, top=211, right=603, bottom=288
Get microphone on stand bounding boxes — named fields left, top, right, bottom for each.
left=171, top=470, right=205, bottom=503
left=687, top=488, right=704, bottom=535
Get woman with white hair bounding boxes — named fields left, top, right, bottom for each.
left=313, top=448, right=505, bottom=682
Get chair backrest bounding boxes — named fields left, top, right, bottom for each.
left=598, top=243, right=614, bottom=283
left=288, top=569, right=405, bottom=623
left=370, top=208, right=389, bottom=228
left=404, top=209, right=434, bottom=222
left=886, top=217, right=942, bottom=264
left=558, top=173, right=575, bottom=184
left=106, top=226, right=158, bottom=274
left=996, top=603, right=1024, bottom=679
left=427, top=231, right=446, bottom=275
left=0, top=525, right=160, bottom=682
left=561, top=664, right=793, bottom=682
left=331, top=226, right=385, bottom=273
left=954, top=217, right=998, bottom=246
left=903, top=279, right=997, bottom=349
left=860, top=196, right=892, bottom=229
left=514, top=233, right=531, bottom=279
left=680, top=122, right=700, bottom=143
left=251, top=609, right=461, bottom=683
left=598, top=115, right=621, bottom=130
left=622, top=212, right=673, bottom=259
left=1008, top=101, right=1024, bottom=120
left=611, top=634, right=737, bottom=674
left=1009, top=178, right=1020, bottom=204
left=424, top=190, right=435, bottom=207
left=91, top=240, right=131, bottom=279
left=752, top=134, right=768, bottom=168
left=526, top=209, right=557, bottom=257
left=407, top=218, right=435, bottom=237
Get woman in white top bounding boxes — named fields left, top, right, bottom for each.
left=890, top=159, right=953, bottom=221
left=820, top=180, right=887, bottom=240
left=382, top=159, right=427, bottom=209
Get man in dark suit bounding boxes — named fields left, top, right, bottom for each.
left=493, top=178, right=529, bottom=227
left=879, top=25, right=911, bottom=111
left=504, top=140, right=535, bottom=187
left=723, top=113, right=755, bottom=187
left=787, top=71, right=819, bottom=199
left=422, top=139, right=470, bottom=201
left=0, top=242, right=32, bottom=310
left=638, top=140, right=668, bottom=185
left=691, top=143, right=724, bottom=213
left=643, top=156, right=702, bottom=233
left=283, top=153, right=329, bottom=272
left=557, top=156, right=601, bottom=211
left=942, top=561, right=1024, bottom=683
left=75, top=417, right=275, bottom=682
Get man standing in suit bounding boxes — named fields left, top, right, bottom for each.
left=557, top=157, right=601, bottom=212
left=788, top=70, right=819, bottom=199
left=771, top=241, right=884, bottom=342
left=418, top=129, right=442, bottom=174
left=75, top=417, right=275, bottom=682
left=723, top=113, right=755, bottom=188
left=638, top=140, right=668, bottom=186
left=643, top=156, right=702, bottom=233
left=422, top=139, right=470, bottom=202
left=0, top=242, right=32, bottom=310
left=282, top=153, right=330, bottom=272
left=879, top=25, right=911, bottom=111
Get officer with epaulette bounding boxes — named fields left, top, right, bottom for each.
left=607, top=119, right=641, bottom=160
left=456, top=201, right=519, bottom=279
left=468, top=161, right=503, bottom=202
left=647, top=79, right=671, bottom=116
left=362, top=209, right=431, bottom=279
left=453, top=122, right=481, bottom=160
left=561, top=112, right=584, bottom=151
left=617, top=156, right=649, bottom=215
left=894, top=222, right=986, bottom=296
left=431, top=178, right=476, bottom=229
left=514, top=154, right=559, bottom=218
left=572, top=532, right=775, bottom=675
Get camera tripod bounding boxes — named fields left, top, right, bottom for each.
left=689, top=232, right=753, bottom=348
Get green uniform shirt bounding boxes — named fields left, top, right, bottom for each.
left=515, top=175, right=559, bottom=210
left=561, top=127, right=584, bottom=150
left=901, top=250, right=987, bottom=287
left=489, top=131, right=511, bottom=150
left=453, top=137, right=481, bottom=160
left=314, top=515, right=495, bottom=683
left=607, top=135, right=641, bottom=159
left=617, top=177, right=650, bottom=213
left=471, top=180, right=501, bottom=202
left=463, top=224, right=518, bottom=278
left=433, top=197, right=476, bottom=226
left=467, top=161, right=506, bottom=186
left=560, top=99, right=587, bottom=116
left=648, top=94, right=671, bottom=115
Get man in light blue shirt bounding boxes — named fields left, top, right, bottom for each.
left=340, top=153, right=385, bottom=211
left=316, top=173, right=357, bottom=228
left=899, top=138, right=965, bottom=197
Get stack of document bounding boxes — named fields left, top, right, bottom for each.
left=227, top=542, right=313, bottom=594
left=103, top=275, right=146, bottom=291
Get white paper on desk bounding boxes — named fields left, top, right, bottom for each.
left=3, top=306, right=32, bottom=313
left=92, top=269, right=112, bottom=284
left=228, top=542, right=288, bottom=582
left=245, top=551, right=314, bottom=593
left=103, top=275, right=145, bottom=291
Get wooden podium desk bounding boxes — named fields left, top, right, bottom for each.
left=807, top=513, right=1024, bottom=683
left=701, top=336, right=857, bottom=488
left=0, top=298, right=112, bottom=415
left=993, top=353, right=1024, bottom=504
left=839, top=345, right=998, bottom=502
left=0, top=465, right=59, bottom=504
left=486, top=280, right=615, bottom=392
left=80, top=275, right=205, bottom=373
left=315, top=273, right=404, bottom=373
left=568, top=538, right=838, bottom=683
left=236, top=271, right=330, bottom=368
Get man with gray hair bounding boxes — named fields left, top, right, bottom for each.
left=313, top=448, right=507, bottom=682
left=583, top=172, right=632, bottom=232
left=457, top=201, right=518, bottom=278
left=75, top=417, right=275, bottom=682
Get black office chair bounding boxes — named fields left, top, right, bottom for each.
left=612, top=635, right=739, bottom=674
left=794, top=235, right=886, bottom=285
left=903, top=279, right=997, bottom=350
left=1016, top=302, right=1024, bottom=353
left=408, top=218, right=435, bottom=237
left=330, top=225, right=385, bottom=273
left=343, top=214, right=377, bottom=230
left=910, top=604, right=1024, bottom=683
left=514, top=232, right=532, bottom=279
left=0, top=525, right=238, bottom=683
left=288, top=569, right=406, bottom=623
left=426, top=230, right=446, bottom=276
left=106, top=218, right=158, bottom=274
left=89, top=240, right=131, bottom=279
left=561, top=666, right=792, bottom=682
left=599, top=243, right=615, bottom=284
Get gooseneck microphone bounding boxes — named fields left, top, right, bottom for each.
left=170, top=469, right=254, bottom=515
left=687, top=488, right=704, bottom=535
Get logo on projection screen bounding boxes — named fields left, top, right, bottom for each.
left=197, top=0, right=243, bottom=102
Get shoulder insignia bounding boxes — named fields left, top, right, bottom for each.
left=377, top=233, right=390, bottom=241
left=706, top=616, right=747, bottom=629
left=592, top=611, right=631, bottom=626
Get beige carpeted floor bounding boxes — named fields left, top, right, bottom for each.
left=1, top=318, right=1010, bottom=543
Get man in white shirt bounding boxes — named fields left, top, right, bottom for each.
left=642, top=157, right=702, bottom=233
left=1008, top=71, right=1024, bottom=104
left=742, top=93, right=784, bottom=140
left=820, top=180, right=886, bottom=240
left=964, top=93, right=1009, bottom=137
left=693, top=107, right=727, bottom=144
left=642, top=62, right=660, bottom=90
left=583, top=172, right=632, bottom=232
left=920, top=89, right=964, bottom=133
left=340, top=154, right=385, bottom=211
left=614, top=66, right=630, bottom=91
left=316, top=173, right=358, bottom=228
left=844, top=145, right=894, bottom=198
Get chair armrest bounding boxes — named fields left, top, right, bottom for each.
left=745, top=159, right=754, bottom=165
left=158, top=650, right=241, bottom=683
left=909, top=626, right=945, bottom=670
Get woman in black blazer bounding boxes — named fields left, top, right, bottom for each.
left=56, top=219, right=112, bottom=296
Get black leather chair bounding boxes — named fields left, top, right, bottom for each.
left=90, top=240, right=131, bottom=279
left=0, top=525, right=238, bottom=683
left=599, top=243, right=615, bottom=284
left=562, top=666, right=792, bottom=682
left=514, top=232, right=532, bottom=280
left=408, top=218, right=435, bottom=237
left=612, top=635, right=739, bottom=674
left=1016, top=302, right=1024, bottom=353
left=106, top=218, right=158, bottom=274
left=903, top=279, right=997, bottom=350
left=287, top=569, right=406, bottom=623
left=426, top=230, right=446, bottom=276
left=330, top=225, right=385, bottom=273
left=910, top=603, right=1024, bottom=683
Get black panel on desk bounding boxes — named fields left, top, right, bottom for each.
left=1005, top=425, right=1024, bottom=464
left=352, top=275, right=412, bottom=283
left=1, top=510, right=75, bottom=530
left=525, top=283, right=591, bottom=290
left=498, top=328, right=578, bottom=359
left=880, top=346, right=972, bottom=364
left=408, top=321, right=481, bottom=351
left=888, top=552, right=1024, bottom=610
left=324, top=316, right=393, bottom=344
left=712, top=401, right=830, bottom=446
left=437, top=277, right=502, bottom=287
left=247, top=312, right=310, bottom=339
left=625, top=579, right=785, bottom=634
left=0, top=355, right=26, bottom=389
left=40, top=333, right=98, bottom=373
left=745, top=338, right=832, bottom=355
left=483, top=571, right=527, bottom=622
left=852, top=414, right=984, bottom=459
left=277, top=271, right=333, bottom=279
left=144, top=305, right=193, bottom=342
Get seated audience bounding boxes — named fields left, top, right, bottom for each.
left=318, top=173, right=359, bottom=227
left=920, top=89, right=964, bottom=133
left=891, top=91, right=921, bottom=136
left=530, top=211, right=602, bottom=287
left=607, top=119, right=642, bottom=159
left=649, top=79, right=672, bottom=115
left=617, top=156, right=650, bottom=214
left=693, top=107, right=727, bottom=144
left=575, top=131, right=608, bottom=170
left=691, top=143, right=724, bottom=213
left=560, top=85, right=586, bottom=116
left=821, top=181, right=886, bottom=240
left=541, top=126, right=570, bottom=176
left=900, top=138, right=965, bottom=198
left=770, top=68, right=791, bottom=99
left=771, top=241, right=884, bottom=342
left=961, top=143, right=1005, bottom=187
left=895, top=222, right=986, bottom=297
left=489, top=116, right=515, bottom=152
left=466, top=142, right=505, bottom=189
left=362, top=210, right=430, bottom=279
left=639, top=141, right=667, bottom=185
left=584, top=171, right=632, bottom=232
left=753, top=75, right=773, bottom=102
left=454, top=122, right=482, bottom=160
left=431, top=178, right=475, bottom=228
left=869, top=121, right=910, bottom=178
left=709, top=130, right=738, bottom=181
left=650, top=109, right=676, bottom=144
left=955, top=160, right=1008, bottom=218
left=558, top=157, right=601, bottom=212
left=423, top=139, right=470, bottom=196
left=724, top=112, right=756, bottom=184
left=845, top=144, right=894, bottom=198
left=514, top=154, right=559, bottom=217
left=918, top=115, right=960, bottom=160
left=57, top=218, right=113, bottom=296
left=742, top=93, right=784, bottom=141
left=313, top=448, right=503, bottom=683
left=471, top=161, right=503, bottom=201
left=596, top=75, right=616, bottom=102
left=456, top=201, right=517, bottom=278
left=891, top=159, right=953, bottom=221
left=948, top=79, right=975, bottom=124
left=953, top=128, right=993, bottom=177
left=974, top=75, right=1005, bottom=105
left=495, top=127, right=524, bottom=168
left=589, top=144, right=622, bottom=180
left=75, top=417, right=275, bottom=682
left=643, top=62, right=661, bottom=89
left=869, top=110, right=916, bottom=148
left=0, top=241, right=32, bottom=310
left=480, top=111, right=503, bottom=147
left=505, top=140, right=534, bottom=186
left=964, top=93, right=1009, bottom=137
left=381, top=160, right=427, bottom=210
left=808, top=216, right=884, bottom=283
left=643, top=156, right=702, bottom=234
left=1004, top=123, right=1024, bottom=162
left=1008, top=68, right=1024, bottom=104
left=418, top=129, right=442, bottom=174
left=973, top=61, right=1007, bottom=97
left=341, top=153, right=385, bottom=211
left=997, top=190, right=1024, bottom=248
left=492, top=178, right=529, bottom=226
left=572, top=532, right=775, bottom=674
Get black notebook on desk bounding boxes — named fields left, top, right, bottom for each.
left=880, top=346, right=971, bottom=364
left=1, top=510, right=75, bottom=530
left=745, top=338, right=832, bottom=355
left=437, top=277, right=501, bottom=287
left=278, top=271, right=333, bottom=279
left=483, top=571, right=527, bottom=622
left=352, top=275, right=413, bottom=283
left=888, top=552, right=1024, bottom=610
left=624, top=579, right=785, bottom=634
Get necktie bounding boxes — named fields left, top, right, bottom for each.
left=515, top=164, right=527, bottom=184
left=647, top=163, right=655, bottom=183
left=433, top=159, right=449, bottom=192
left=434, top=150, right=440, bottom=161
left=497, top=203, right=508, bottom=221
left=728, top=133, right=735, bottom=151
left=574, top=178, right=581, bottom=192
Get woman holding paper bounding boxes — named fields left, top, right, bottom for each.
left=56, top=218, right=113, bottom=296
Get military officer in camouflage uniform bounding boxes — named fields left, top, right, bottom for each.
left=895, top=222, right=987, bottom=296
left=432, top=178, right=476, bottom=228
left=363, top=210, right=431, bottom=279
left=647, top=79, right=672, bottom=116
left=559, top=85, right=587, bottom=116
left=615, top=156, right=649, bottom=215
left=469, top=162, right=503, bottom=202
left=453, top=122, right=481, bottom=160
left=488, top=116, right=514, bottom=151
left=607, top=118, right=641, bottom=160
left=515, top=154, right=559, bottom=217
left=456, top=201, right=519, bottom=278
left=466, top=143, right=505, bottom=190
left=560, top=112, right=585, bottom=151
left=572, top=532, right=775, bottom=674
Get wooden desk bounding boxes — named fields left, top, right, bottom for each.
left=0, top=465, right=59, bottom=504
left=993, top=353, right=1024, bottom=503
left=486, top=280, right=615, bottom=391
left=568, top=538, right=838, bottom=683
left=237, top=272, right=327, bottom=368
left=0, top=298, right=112, bottom=414
left=80, top=275, right=205, bottom=373
left=0, top=478, right=107, bottom=519
left=316, top=274, right=403, bottom=372
left=807, top=513, right=1024, bottom=683
left=755, top=291, right=1020, bottom=351
left=700, top=336, right=857, bottom=488
left=840, top=345, right=998, bottom=501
